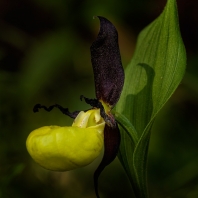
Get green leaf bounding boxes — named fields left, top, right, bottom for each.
left=114, top=111, right=138, bottom=147
left=115, top=0, right=186, bottom=197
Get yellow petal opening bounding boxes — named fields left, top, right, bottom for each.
left=26, top=109, right=105, bottom=171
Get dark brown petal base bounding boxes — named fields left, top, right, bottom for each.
left=94, top=123, right=121, bottom=198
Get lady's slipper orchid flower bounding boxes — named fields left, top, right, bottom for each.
left=26, top=16, right=124, bottom=198
left=26, top=109, right=105, bottom=171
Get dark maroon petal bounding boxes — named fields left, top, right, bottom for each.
left=94, top=123, right=121, bottom=198
left=80, top=95, right=117, bottom=128
left=33, top=104, right=79, bottom=119
left=90, top=16, right=124, bottom=107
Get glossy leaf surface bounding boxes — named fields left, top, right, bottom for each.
left=115, top=0, right=186, bottom=197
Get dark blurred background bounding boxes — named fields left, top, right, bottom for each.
left=0, top=0, right=198, bottom=197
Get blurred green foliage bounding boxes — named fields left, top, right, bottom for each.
left=0, top=0, right=198, bottom=197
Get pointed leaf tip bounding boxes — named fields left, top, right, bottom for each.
left=91, top=16, right=124, bottom=107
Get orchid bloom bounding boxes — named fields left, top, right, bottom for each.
left=26, top=16, right=124, bottom=198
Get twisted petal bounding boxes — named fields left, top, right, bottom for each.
left=91, top=16, right=124, bottom=107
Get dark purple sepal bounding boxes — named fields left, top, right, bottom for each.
left=90, top=16, right=124, bottom=107
left=94, top=123, right=121, bottom=198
